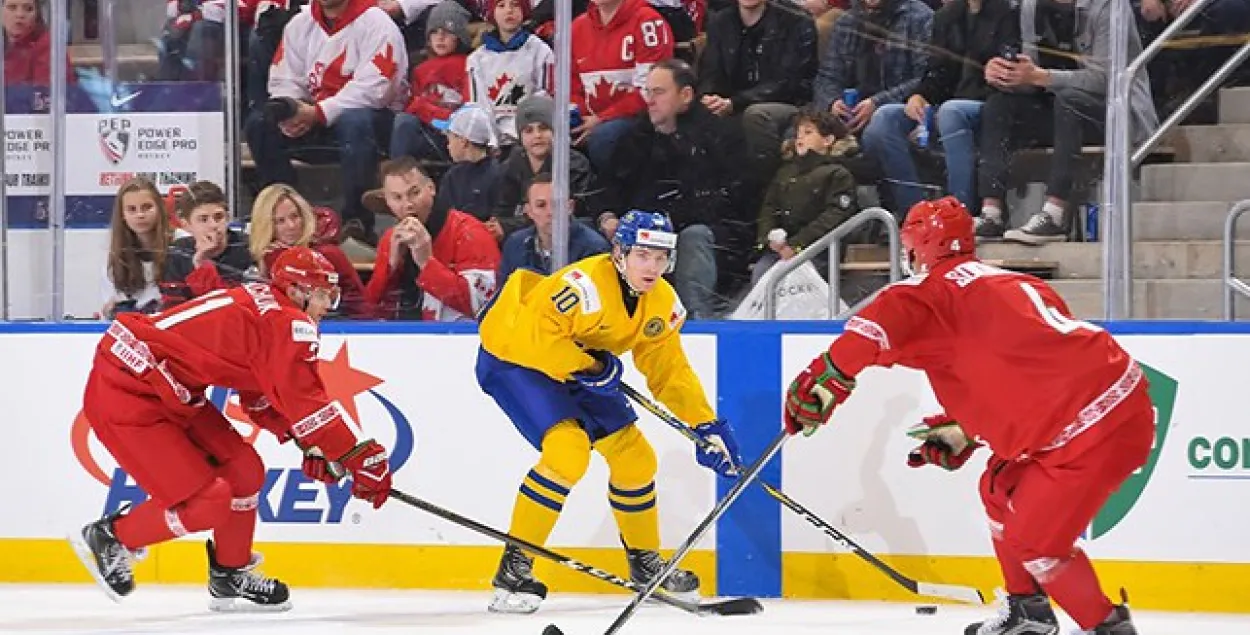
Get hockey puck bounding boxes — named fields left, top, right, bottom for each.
left=915, top=605, right=938, bottom=615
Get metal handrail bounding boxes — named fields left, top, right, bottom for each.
left=762, top=207, right=901, bottom=320
left=1223, top=199, right=1250, bottom=320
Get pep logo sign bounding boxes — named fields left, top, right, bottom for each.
left=71, top=342, right=415, bottom=524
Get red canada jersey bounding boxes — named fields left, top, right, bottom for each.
left=570, top=0, right=674, bottom=121
left=828, top=257, right=1146, bottom=461
left=95, top=284, right=362, bottom=460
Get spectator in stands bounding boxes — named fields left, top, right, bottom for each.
left=570, top=0, right=676, bottom=170
left=102, top=178, right=172, bottom=319
left=161, top=181, right=256, bottom=308
left=498, top=173, right=610, bottom=281
left=812, top=0, right=933, bottom=136
left=976, top=0, right=1157, bottom=244
left=433, top=104, right=504, bottom=229
left=364, top=156, right=501, bottom=320
left=3, top=0, right=74, bottom=86
left=245, top=0, right=409, bottom=245
left=248, top=183, right=369, bottom=315
left=602, top=59, right=747, bottom=319
left=248, top=1, right=301, bottom=112
left=467, top=0, right=554, bottom=148
left=697, top=0, right=819, bottom=175
left=376, top=0, right=448, bottom=54
left=861, top=0, right=1017, bottom=215
left=753, top=109, right=857, bottom=284
left=494, top=93, right=596, bottom=235
left=391, top=0, right=472, bottom=162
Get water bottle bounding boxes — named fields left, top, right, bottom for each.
left=916, top=105, right=933, bottom=149
left=842, top=88, right=859, bottom=109
left=1084, top=204, right=1100, bottom=242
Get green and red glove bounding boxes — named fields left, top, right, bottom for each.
left=338, top=440, right=392, bottom=509
left=905, top=414, right=981, bottom=471
left=784, top=351, right=855, bottom=436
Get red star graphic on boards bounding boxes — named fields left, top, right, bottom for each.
left=373, top=43, right=398, bottom=80
left=315, top=342, right=384, bottom=431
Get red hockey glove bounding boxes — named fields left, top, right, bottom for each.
left=784, top=351, right=855, bottom=436
left=301, top=446, right=338, bottom=484
left=905, top=414, right=980, bottom=471
left=338, top=440, right=392, bottom=509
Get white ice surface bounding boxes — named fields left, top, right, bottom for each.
left=0, top=585, right=1245, bottom=634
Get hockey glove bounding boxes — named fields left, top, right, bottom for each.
left=300, top=446, right=338, bottom=484
left=573, top=350, right=623, bottom=396
left=905, top=414, right=981, bottom=471
left=693, top=419, right=743, bottom=477
left=338, top=440, right=392, bottom=509
left=784, top=352, right=855, bottom=436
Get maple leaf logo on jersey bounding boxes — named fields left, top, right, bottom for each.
left=586, top=74, right=630, bottom=114
left=312, top=52, right=351, bottom=101
left=487, top=73, right=516, bottom=105
left=373, top=43, right=399, bottom=80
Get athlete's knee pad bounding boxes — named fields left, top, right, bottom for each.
left=595, top=425, right=657, bottom=488
left=537, top=419, right=592, bottom=486
left=170, top=477, right=233, bottom=535
left=215, top=443, right=265, bottom=512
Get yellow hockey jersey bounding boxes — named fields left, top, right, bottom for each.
left=479, top=254, right=716, bottom=426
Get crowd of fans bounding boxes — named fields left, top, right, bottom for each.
left=4, top=0, right=1250, bottom=321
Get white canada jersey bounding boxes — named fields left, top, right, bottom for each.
left=467, top=34, right=555, bottom=142
left=269, top=1, right=409, bottom=126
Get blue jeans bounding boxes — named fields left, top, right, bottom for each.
left=390, top=113, right=451, bottom=162
left=244, top=107, right=392, bottom=233
left=584, top=117, right=636, bottom=172
left=861, top=99, right=983, bottom=213
left=673, top=224, right=718, bottom=319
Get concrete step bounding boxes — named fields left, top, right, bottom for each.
left=1140, top=162, right=1250, bottom=201
left=1049, top=279, right=1250, bottom=320
left=1132, top=201, right=1235, bottom=241
left=975, top=240, right=1250, bottom=280
left=1219, top=86, right=1250, bottom=124
left=1170, top=124, right=1250, bottom=163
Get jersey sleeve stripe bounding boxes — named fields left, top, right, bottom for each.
left=846, top=316, right=891, bottom=351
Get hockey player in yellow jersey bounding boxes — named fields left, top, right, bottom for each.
left=475, top=210, right=743, bottom=614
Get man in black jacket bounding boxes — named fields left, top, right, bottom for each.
left=698, top=0, right=819, bottom=175
left=860, top=0, right=1018, bottom=216
left=601, top=59, right=749, bottom=319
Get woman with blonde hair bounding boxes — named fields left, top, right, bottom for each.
left=249, top=184, right=367, bottom=317
left=102, top=177, right=171, bottom=318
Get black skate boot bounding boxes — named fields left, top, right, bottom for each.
left=68, top=511, right=139, bottom=602
left=625, top=547, right=701, bottom=600
left=488, top=544, right=549, bottom=614
left=206, top=540, right=292, bottom=612
left=964, top=592, right=1060, bottom=635
left=1079, top=604, right=1138, bottom=635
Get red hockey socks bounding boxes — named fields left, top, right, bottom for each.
left=113, top=502, right=177, bottom=549
left=992, top=536, right=1041, bottom=596
left=212, top=494, right=259, bottom=569
left=1033, top=549, right=1114, bottom=630
left=113, top=479, right=232, bottom=550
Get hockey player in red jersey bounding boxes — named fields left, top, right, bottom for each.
left=783, top=197, right=1150, bottom=635
left=69, top=247, right=394, bottom=612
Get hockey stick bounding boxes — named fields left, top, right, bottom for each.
left=543, top=430, right=789, bottom=635
left=621, top=383, right=986, bottom=606
left=385, top=488, right=763, bottom=618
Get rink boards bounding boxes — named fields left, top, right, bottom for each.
left=1, top=321, right=1247, bottom=613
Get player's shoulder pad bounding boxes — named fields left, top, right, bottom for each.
left=559, top=268, right=602, bottom=314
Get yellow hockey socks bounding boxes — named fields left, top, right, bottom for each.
left=508, top=420, right=591, bottom=546
left=596, top=425, right=660, bottom=551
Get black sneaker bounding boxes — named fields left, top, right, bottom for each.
left=625, top=547, right=700, bottom=599
left=975, top=214, right=1006, bottom=241
left=489, top=545, right=549, bottom=614
left=1004, top=212, right=1067, bottom=246
left=68, top=511, right=139, bottom=602
left=964, top=592, right=1059, bottom=635
left=206, top=540, right=291, bottom=612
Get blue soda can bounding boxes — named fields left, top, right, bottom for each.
left=569, top=104, right=583, bottom=129
left=916, top=105, right=934, bottom=149
left=842, top=88, right=859, bottom=109
left=1084, top=204, right=1100, bottom=242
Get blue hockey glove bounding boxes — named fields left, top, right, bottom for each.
left=693, top=419, right=743, bottom=477
left=573, top=350, right=623, bottom=396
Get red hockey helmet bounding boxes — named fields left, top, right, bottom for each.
left=900, top=196, right=976, bottom=275
left=270, top=246, right=341, bottom=309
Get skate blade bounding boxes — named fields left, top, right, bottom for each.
left=208, top=597, right=293, bottom=613
left=487, top=588, right=542, bottom=614
left=651, top=588, right=701, bottom=605
left=66, top=530, right=126, bottom=604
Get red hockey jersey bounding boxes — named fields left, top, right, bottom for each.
left=826, top=257, right=1149, bottom=461
left=406, top=53, right=469, bottom=125
left=365, top=206, right=501, bottom=321
left=570, top=0, right=674, bottom=121
left=95, top=284, right=363, bottom=460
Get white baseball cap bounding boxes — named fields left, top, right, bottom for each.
left=433, top=104, right=499, bottom=148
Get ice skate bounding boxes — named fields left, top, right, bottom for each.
left=68, top=511, right=140, bottom=602
left=626, top=546, right=701, bottom=601
left=1072, top=604, right=1138, bottom=635
left=965, top=592, right=1059, bottom=635
left=206, top=540, right=291, bottom=612
left=488, top=544, right=548, bottom=614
